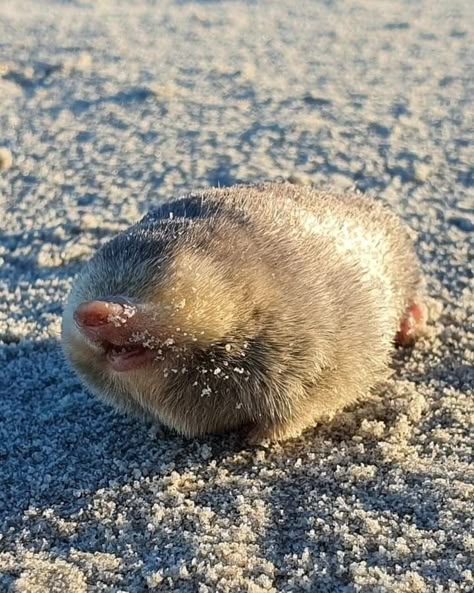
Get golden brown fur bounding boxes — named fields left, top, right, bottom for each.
left=62, top=182, right=425, bottom=442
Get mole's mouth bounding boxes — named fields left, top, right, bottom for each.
left=104, top=343, right=158, bottom=372
left=73, top=298, right=160, bottom=372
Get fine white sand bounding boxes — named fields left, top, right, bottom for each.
left=0, top=1, right=473, bottom=592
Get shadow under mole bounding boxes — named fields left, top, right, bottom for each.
left=1, top=331, right=464, bottom=589
left=0, top=336, right=442, bottom=519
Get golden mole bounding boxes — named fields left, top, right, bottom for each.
left=62, top=182, right=427, bottom=443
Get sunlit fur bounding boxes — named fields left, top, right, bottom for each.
left=62, top=182, right=424, bottom=442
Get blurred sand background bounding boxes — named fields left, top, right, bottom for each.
left=0, top=1, right=473, bottom=591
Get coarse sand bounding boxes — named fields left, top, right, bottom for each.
left=0, top=1, right=473, bottom=592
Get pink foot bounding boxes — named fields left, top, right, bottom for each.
left=395, top=301, right=427, bottom=347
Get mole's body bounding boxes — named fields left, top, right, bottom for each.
left=62, top=183, right=426, bottom=442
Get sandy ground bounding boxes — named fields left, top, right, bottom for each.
left=0, top=0, right=473, bottom=591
